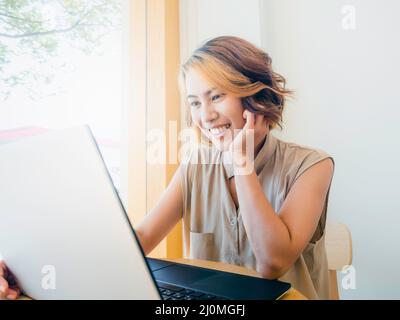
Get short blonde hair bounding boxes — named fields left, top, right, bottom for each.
left=179, top=36, right=293, bottom=129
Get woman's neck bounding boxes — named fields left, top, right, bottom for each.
left=254, top=134, right=267, bottom=158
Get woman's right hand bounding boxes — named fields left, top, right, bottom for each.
left=0, top=261, right=21, bottom=300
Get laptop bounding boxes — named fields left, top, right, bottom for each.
left=0, top=125, right=290, bottom=300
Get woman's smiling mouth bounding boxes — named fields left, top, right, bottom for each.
left=208, top=124, right=231, bottom=137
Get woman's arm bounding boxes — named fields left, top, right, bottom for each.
left=235, top=157, right=334, bottom=279
left=135, top=166, right=184, bottom=256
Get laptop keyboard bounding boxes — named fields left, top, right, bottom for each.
left=157, top=281, right=229, bottom=300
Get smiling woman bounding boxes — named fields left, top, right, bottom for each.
left=165, top=36, right=334, bottom=299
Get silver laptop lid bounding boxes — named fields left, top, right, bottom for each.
left=0, top=126, right=160, bottom=300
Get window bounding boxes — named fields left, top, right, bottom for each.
left=1, top=0, right=183, bottom=258
left=0, top=0, right=129, bottom=194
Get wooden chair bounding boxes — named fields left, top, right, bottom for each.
left=325, top=222, right=353, bottom=300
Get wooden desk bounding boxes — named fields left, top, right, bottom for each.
left=164, top=258, right=307, bottom=300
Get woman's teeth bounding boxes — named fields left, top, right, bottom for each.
left=209, top=124, right=231, bottom=135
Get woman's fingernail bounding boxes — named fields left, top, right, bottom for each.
left=6, top=294, right=14, bottom=299
left=0, top=285, right=5, bottom=293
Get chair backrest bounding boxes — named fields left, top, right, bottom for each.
left=325, top=222, right=352, bottom=299
left=325, top=222, right=352, bottom=270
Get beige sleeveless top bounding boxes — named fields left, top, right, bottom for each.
left=179, top=133, right=333, bottom=300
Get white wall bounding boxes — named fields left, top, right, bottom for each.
left=179, top=0, right=262, bottom=128
left=180, top=0, right=400, bottom=299
left=179, top=0, right=261, bottom=62
left=260, top=0, right=400, bottom=299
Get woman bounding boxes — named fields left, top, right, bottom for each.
left=0, top=36, right=334, bottom=300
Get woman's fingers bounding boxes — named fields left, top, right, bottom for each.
left=243, top=110, right=255, bottom=128
left=6, top=286, right=20, bottom=300
left=0, top=261, right=20, bottom=300
left=243, top=110, right=268, bottom=129
left=242, top=109, right=250, bottom=120
left=0, top=275, right=10, bottom=299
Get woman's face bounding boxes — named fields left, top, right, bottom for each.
left=185, top=68, right=246, bottom=151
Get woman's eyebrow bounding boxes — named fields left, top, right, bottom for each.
left=187, top=88, right=216, bottom=99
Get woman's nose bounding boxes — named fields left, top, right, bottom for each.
left=201, top=105, right=218, bottom=124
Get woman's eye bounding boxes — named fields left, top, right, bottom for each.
left=190, top=101, right=200, bottom=108
left=211, top=94, right=224, bottom=102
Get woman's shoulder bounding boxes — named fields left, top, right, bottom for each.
left=272, top=136, right=334, bottom=179
left=274, top=136, right=332, bottom=162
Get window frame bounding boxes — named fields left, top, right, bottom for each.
left=125, top=0, right=182, bottom=259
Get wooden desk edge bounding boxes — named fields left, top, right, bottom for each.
left=164, top=258, right=307, bottom=300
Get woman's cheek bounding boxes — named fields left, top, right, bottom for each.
left=191, top=112, right=200, bottom=128
left=192, top=117, right=208, bottom=138
left=234, top=118, right=246, bottom=131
